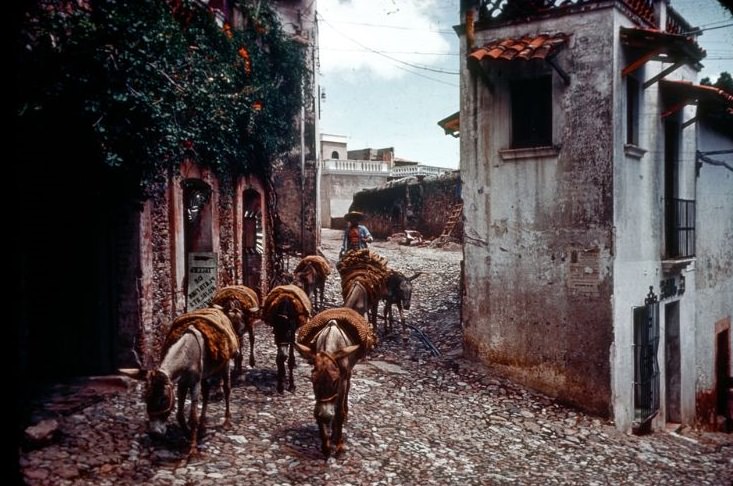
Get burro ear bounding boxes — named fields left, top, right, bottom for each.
left=333, top=344, right=360, bottom=360
left=118, top=368, right=148, bottom=381
left=294, top=342, right=314, bottom=359
left=408, top=272, right=423, bottom=281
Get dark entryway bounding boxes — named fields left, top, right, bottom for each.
left=242, top=189, right=263, bottom=293
left=665, top=301, right=681, bottom=423
left=16, top=109, right=141, bottom=385
left=716, top=327, right=731, bottom=431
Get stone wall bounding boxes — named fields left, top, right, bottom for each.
left=350, top=173, right=462, bottom=239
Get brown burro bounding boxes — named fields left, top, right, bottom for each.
left=296, top=307, right=375, bottom=457
left=120, top=303, right=241, bottom=459
left=262, top=284, right=312, bottom=393
left=210, top=285, right=260, bottom=374
left=293, top=255, right=331, bottom=311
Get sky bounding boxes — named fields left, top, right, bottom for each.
left=316, top=0, right=732, bottom=170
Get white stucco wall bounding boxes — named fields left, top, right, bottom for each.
left=460, top=5, right=617, bottom=416
left=695, top=121, right=733, bottom=424
left=460, top=1, right=724, bottom=430
left=610, top=2, right=701, bottom=430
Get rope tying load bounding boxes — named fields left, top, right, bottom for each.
left=262, top=284, right=313, bottom=327
left=297, top=307, right=376, bottom=357
left=163, top=308, right=239, bottom=363
left=294, top=255, right=332, bottom=279
left=336, top=249, right=389, bottom=303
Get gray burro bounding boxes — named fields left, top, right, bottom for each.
left=20, top=229, right=733, bottom=485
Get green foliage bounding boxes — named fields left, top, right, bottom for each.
left=700, top=72, right=732, bottom=92
left=17, top=0, right=308, bottom=194
left=717, top=0, right=733, bottom=16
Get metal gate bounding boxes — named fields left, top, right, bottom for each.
left=633, top=287, right=660, bottom=429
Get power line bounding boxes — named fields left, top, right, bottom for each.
left=318, top=14, right=460, bottom=76
left=684, top=22, right=733, bottom=35
left=322, top=18, right=455, bottom=35
left=321, top=46, right=459, bottom=56
left=390, top=63, right=459, bottom=88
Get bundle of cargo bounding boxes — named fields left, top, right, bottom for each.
left=262, top=284, right=312, bottom=328
left=296, top=307, right=376, bottom=359
left=336, top=249, right=389, bottom=304
left=163, top=307, right=239, bottom=363
left=210, top=285, right=261, bottom=370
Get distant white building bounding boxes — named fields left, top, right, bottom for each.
left=319, top=134, right=453, bottom=228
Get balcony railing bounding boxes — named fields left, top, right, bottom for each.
left=390, top=165, right=453, bottom=178
left=322, top=159, right=454, bottom=178
left=321, top=159, right=390, bottom=174
left=665, top=198, right=695, bottom=259
left=475, top=0, right=656, bottom=28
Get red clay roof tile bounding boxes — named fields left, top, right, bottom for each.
left=469, top=33, right=570, bottom=64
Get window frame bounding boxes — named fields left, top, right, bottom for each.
left=626, top=74, right=641, bottom=146
left=510, top=75, right=553, bottom=149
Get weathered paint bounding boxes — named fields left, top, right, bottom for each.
left=694, top=118, right=733, bottom=429
left=460, top=1, right=732, bottom=431
left=320, top=170, right=390, bottom=228
left=461, top=6, right=617, bottom=417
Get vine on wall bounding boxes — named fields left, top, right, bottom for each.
left=16, top=0, right=308, bottom=197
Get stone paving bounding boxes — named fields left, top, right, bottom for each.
left=19, top=229, right=733, bottom=485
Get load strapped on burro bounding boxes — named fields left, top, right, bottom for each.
left=296, top=307, right=376, bottom=359
left=261, top=284, right=313, bottom=393
left=210, top=285, right=260, bottom=372
left=163, top=307, right=240, bottom=365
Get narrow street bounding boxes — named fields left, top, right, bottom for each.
left=20, top=229, right=733, bottom=485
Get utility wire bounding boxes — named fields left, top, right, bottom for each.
left=390, top=63, right=459, bottom=87
left=318, top=14, right=460, bottom=76
left=321, top=19, right=455, bottom=35
left=684, top=22, right=733, bottom=35
left=321, top=46, right=459, bottom=56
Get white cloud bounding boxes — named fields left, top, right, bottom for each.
left=318, top=0, right=452, bottom=79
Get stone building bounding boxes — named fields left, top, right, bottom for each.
left=456, top=0, right=732, bottom=432
left=16, top=0, right=320, bottom=380
left=350, top=173, right=463, bottom=240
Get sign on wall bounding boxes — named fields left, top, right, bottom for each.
left=187, top=252, right=218, bottom=311
left=567, top=247, right=600, bottom=297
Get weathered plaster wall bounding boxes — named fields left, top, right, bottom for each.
left=460, top=7, right=616, bottom=416
left=694, top=121, right=733, bottom=428
left=273, top=155, right=306, bottom=250
left=611, top=3, right=703, bottom=430
left=139, top=164, right=272, bottom=365
left=351, top=174, right=462, bottom=239
left=320, top=172, right=389, bottom=228
left=322, top=141, right=347, bottom=161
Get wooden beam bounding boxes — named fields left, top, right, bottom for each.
left=681, top=116, right=697, bottom=129
left=661, top=100, right=688, bottom=118
left=622, top=48, right=662, bottom=77
left=643, top=61, right=685, bottom=89
left=547, top=57, right=570, bottom=86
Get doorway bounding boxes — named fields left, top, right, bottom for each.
left=242, top=189, right=263, bottom=293
left=716, top=327, right=731, bottom=431
left=665, top=301, right=681, bottom=424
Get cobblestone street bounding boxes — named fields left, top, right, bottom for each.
left=20, top=229, right=733, bottom=485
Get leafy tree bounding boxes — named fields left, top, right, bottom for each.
left=701, top=72, right=733, bottom=93
left=16, top=0, right=308, bottom=197
left=716, top=0, right=733, bottom=16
